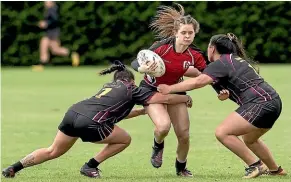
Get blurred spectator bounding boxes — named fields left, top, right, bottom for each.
left=32, top=1, right=79, bottom=71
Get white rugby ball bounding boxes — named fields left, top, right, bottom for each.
left=137, top=49, right=166, bottom=77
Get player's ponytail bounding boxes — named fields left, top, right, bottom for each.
left=99, top=60, right=135, bottom=81
left=99, top=65, right=125, bottom=75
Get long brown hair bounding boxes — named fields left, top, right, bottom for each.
left=149, top=3, right=200, bottom=39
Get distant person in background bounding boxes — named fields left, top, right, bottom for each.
left=33, top=1, right=79, bottom=71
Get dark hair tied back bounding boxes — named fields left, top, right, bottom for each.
left=210, top=33, right=260, bottom=73
left=99, top=60, right=135, bottom=81
left=226, top=33, right=236, bottom=42
left=113, top=60, right=125, bottom=71
left=99, top=60, right=125, bottom=75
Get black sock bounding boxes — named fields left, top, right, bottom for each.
left=154, top=138, right=164, bottom=149
left=11, top=161, right=24, bottom=173
left=249, top=160, right=261, bottom=167
left=175, top=158, right=186, bottom=171
left=87, top=158, right=100, bottom=168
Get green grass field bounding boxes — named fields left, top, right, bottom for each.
left=1, top=65, right=290, bottom=182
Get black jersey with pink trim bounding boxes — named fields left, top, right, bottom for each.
left=69, top=80, right=154, bottom=124
left=203, top=54, right=278, bottom=105
left=132, top=38, right=207, bottom=87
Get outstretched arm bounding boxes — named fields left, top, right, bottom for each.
left=146, top=93, right=192, bottom=108
left=125, top=92, right=192, bottom=120
left=158, top=74, right=214, bottom=94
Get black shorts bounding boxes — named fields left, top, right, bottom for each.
left=58, top=110, right=114, bottom=142
left=139, top=80, right=186, bottom=95
left=236, top=96, right=282, bottom=128
left=46, top=28, right=60, bottom=40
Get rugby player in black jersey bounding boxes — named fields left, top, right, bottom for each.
left=2, top=61, right=192, bottom=179
left=158, top=33, right=287, bottom=178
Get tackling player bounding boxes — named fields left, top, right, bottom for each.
left=2, top=61, right=192, bottom=179
left=158, top=33, right=287, bottom=178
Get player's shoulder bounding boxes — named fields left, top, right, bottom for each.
left=115, top=80, right=134, bottom=89
left=208, top=55, right=231, bottom=69
left=104, top=80, right=135, bottom=98
left=219, top=54, right=237, bottom=66
left=188, top=44, right=208, bottom=61
left=149, top=37, right=174, bottom=51
left=103, top=80, right=129, bottom=91
left=188, top=44, right=204, bottom=55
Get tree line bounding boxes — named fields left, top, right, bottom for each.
left=1, top=1, right=290, bottom=66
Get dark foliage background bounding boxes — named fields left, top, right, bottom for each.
left=1, top=1, right=290, bottom=66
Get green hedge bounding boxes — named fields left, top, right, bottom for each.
left=1, top=1, right=291, bottom=66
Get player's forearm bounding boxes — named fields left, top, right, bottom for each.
left=170, top=79, right=199, bottom=93
left=170, top=75, right=208, bottom=93
left=164, top=94, right=190, bottom=105
left=146, top=93, right=189, bottom=105
left=125, top=108, right=145, bottom=119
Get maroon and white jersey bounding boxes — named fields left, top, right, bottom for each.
left=140, top=38, right=207, bottom=87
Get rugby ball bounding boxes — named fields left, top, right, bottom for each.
left=137, top=49, right=166, bottom=77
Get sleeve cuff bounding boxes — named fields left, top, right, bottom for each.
left=202, top=73, right=218, bottom=82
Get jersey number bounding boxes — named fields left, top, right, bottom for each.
left=236, top=57, right=259, bottom=76
left=95, top=88, right=112, bottom=98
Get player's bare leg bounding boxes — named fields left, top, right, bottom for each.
left=49, top=40, right=80, bottom=67
left=32, top=36, right=50, bottom=71
left=215, top=112, right=268, bottom=178
left=49, top=40, right=69, bottom=56
left=242, top=129, right=287, bottom=176
left=80, top=126, right=131, bottom=178
left=146, top=104, right=171, bottom=168
left=168, top=103, right=192, bottom=177
left=2, top=131, right=78, bottom=178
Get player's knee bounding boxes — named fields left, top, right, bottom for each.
left=50, top=47, right=59, bottom=55
left=47, top=146, right=63, bottom=159
left=155, top=122, right=171, bottom=136
left=177, top=132, right=189, bottom=144
left=123, top=134, right=131, bottom=146
left=242, top=136, right=257, bottom=146
left=215, top=127, right=227, bottom=142
left=46, top=146, right=57, bottom=159
left=155, top=127, right=170, bottom=137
